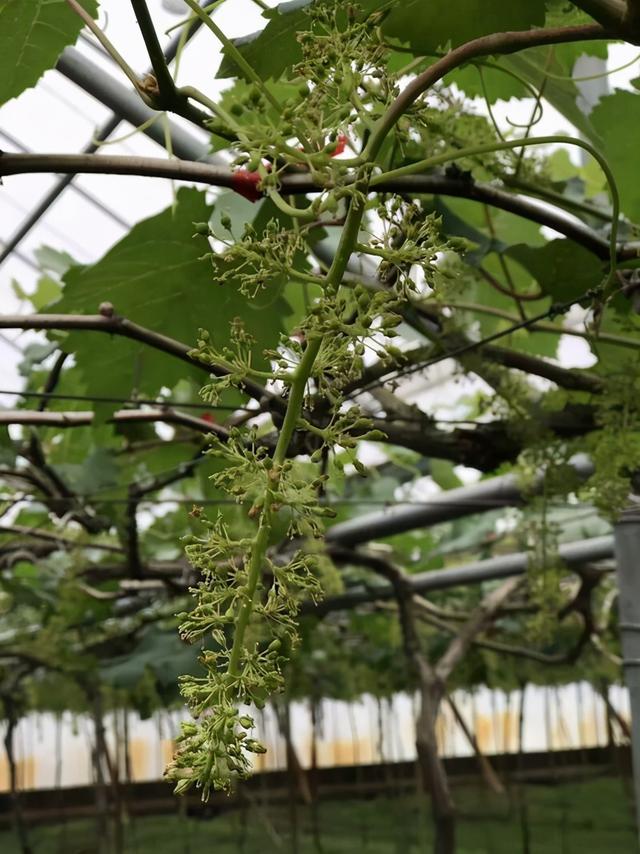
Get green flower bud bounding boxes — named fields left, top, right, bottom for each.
left=350, top=461, right=366, bottom=478
left=381, top=313, right=402, bottom=327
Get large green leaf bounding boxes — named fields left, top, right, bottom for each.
left=507, top=238, right=605, bottom=302
left=51, top=188, right=291, bottom=411
left=0, top=427, right=15, bottom=466
left=101, top=626, right=200, bottom=691
left=0, top=0, right=97, bottom=106
left=218, top=0, right=546, bottom=80
left=383, top=0, right=546, bottom=54
left=218, top=0, right=311, bottom=80
left=591, top=89, right=640, bottom=224
left=56, top=447, right=120, bottom=497
left=448, top=63, right=525, bottom=104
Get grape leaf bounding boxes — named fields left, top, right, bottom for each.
left=56, top=448, right=120, bottom=498
left=217, top=0, right=310, bottom=80
left=101, top=626, right=200, bottom=691
left=591, top=89, right=640, bottom=224
left=218, top=0, right=546, bottom=80
left=51, top=188, right=291, bottom=413
left=0, top=427, right=15, bottom=466
left=383, top=0, right=546, bottom=54
left=0, top=0, right=98, bottom=106
left=507, top=239, right=605, bottom=302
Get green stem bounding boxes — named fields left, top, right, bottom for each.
left=354, top=243, right=389, bottom=259
left=292, top=270, right=326, bottom=286
left=91, top=115, right=160, bottom=148
left=131, top=0, right=179, bottom=102
left=165, top=1, right=224, bottom=36
left=178, top=85, right=241, bottom=140
left=266, top=188, right=316, bottom=221
left=514, top=49, right=553, bottom=176
left=65, top=0, right=142, bottom=93
left=221, top=197, right=365, bottom=709
left=483, top=206, right=526, bottom=320
left=475, top=60, right=546, bottom=102
left=392, top=55, right=429, bottom=79
left=182, top=0, right=282, bottom=115
left=478, top=66, right=507, bottom=142
left=370, top=134, right=620, bottom=281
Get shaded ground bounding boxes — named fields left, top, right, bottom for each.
left=1, top=777, right=636, bottom=853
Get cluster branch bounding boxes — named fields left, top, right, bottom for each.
left=326, top=547, right=607, bottom=671
left=11, top=350, right=96, bottom=532
left=121, top=448, right=206, bottom=578
left=412, top=561, right=609, bottom=666
left=435, top=577, right=526, bottom=681
left=135, top=452, right=205, bottom=499
left=386, top=596, right=570, bottom=664
left=444, top=695, right=505, bottom=795
left=19, top=426, right=106, bottom=534
left=80, top=560, right=187, bottom=583
left=476, top=345, right=603, bottom=394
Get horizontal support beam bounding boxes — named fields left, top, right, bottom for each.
left=317, top=534, right=614, bottom=613
left=326, top=455, right=594, bottom=546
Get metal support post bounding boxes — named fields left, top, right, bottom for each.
left=614, top=502, right=640, bottom=846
